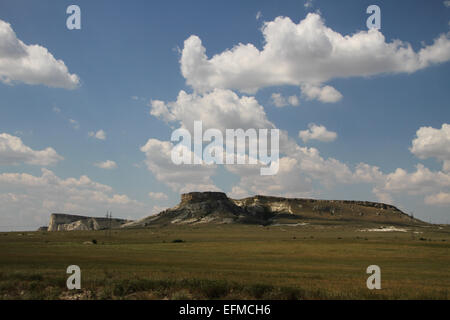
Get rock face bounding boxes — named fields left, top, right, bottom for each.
left=47, top=213, right=131, bottom=231
left=123, top=192, right=255, bottom=227
left=124, top=192, right=423, bottom=228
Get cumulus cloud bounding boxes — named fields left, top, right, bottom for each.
left=226, top=135, right=450, bottom=208
left=271, top=93, right=287, bottom=107
left=94, top=160, right=117, bottom=170
left=147, top=89, right=370, bottom=199
left=0, top=20, right=79, bottom=89
left=0, top=169, right=143, bottom=230
left=227, top=156, right=314, bottom=199
left=425, top=192, right=450, bottom=205
left=299, top=124, right=337, bottom=143
left=140, top=138, right=220, bottom=193
left=0, top=133, right=63, bottom=166
left=148, top=88, right=297, bottom=171
left=353, top=163, right=385, bottom=184
left=300, top=84, right=342, bottom=103
left=89, top=129, right=106, bottom=140
left=294, top=146, right=354, bottom=186
left=148, top=192, right=169, bottom=201
left=365, top=163, right=450, bottom=207
left=382, top=164, right=450, bottom=196
left=372, top=187, right=394, bottom=205
left=180, top=13, right=450, bottom=99
left=410, top=123, right=450, bottom=171
left=352, top=124, right=450, bottom=207
left=150, top=89, right=275, bottom=133
left=271, top=93, right=300, bottom=107
left=227, top=141, right=372, bottom=198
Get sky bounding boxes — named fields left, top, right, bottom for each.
left=0, top=0, right=449, bottom=230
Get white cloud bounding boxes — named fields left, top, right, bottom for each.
left=410, top=123, right=450, bottom=171
left=89, top=129, right=106, bottom=140
left=227, top=156, right=314, bottom=199
left=148, top=192, right=169, bottom=201
left=372, top=187, right=394, bottom=205
left=353, top=163, right=385, bottom=184
left=147, top=88, right=364, bottom=199
left=180, top=13, right=450, bottom=98
left=149, top=99, right=176, bottom=123
left=294, top=146, right=353, bottom=186
left=425, top=192, right=450, bottom=205
left=148, top=88, right=298, bottom=169
left=300, top=84, right=342, bottom=103
left=271, top=93, right=287, bottom=107
left=227, top=142, right=369, bottom=198
left=256, top=11, right=262, bottom=20
left=304, top=0, right=314, bottom=9
left=288, top=95, right=300, bottom=106
left=0, top=133, right=63, bottom=166
left=0, top=20, right=79, bottom=89
left=0, top=169, right=143, bottom=230
left=94, top=160, right=117, bottom=170
left=364, top=162, right=450, bottom=207
left=444, top=1, right=450, bottom=8
left=371, top=163, right=450, bottom=208
left=299, top=124, right=337, bottom=143
left=351, top=125, right=450, bottom=208
left=382, top=164, right=450, bottom=196
left=271, top=93, right=300, bottom=107
left=150, top=89, right=275, bottom=133
left=354, top=123, right=450, bottom=208
left=140, top=138, right=220, bottom=193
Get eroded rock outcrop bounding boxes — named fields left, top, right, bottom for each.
left=124, top=192, right=423, bottom=228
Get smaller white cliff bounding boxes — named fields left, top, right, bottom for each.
left=47, top=213, right=131, bottom=231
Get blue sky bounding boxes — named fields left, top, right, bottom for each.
left=0, top=0, right=449, bottom=230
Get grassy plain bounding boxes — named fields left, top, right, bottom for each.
left=0, top=221, right=448, bottom=299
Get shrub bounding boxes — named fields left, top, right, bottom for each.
left=196, top=280, right=229, bottom=299
left=246, top=284, right=274, bottom=299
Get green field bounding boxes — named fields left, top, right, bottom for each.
left=0, top=221, right=449, bottom=300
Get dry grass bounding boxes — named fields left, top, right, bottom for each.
left=0, top=222, right=448, bottom=299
